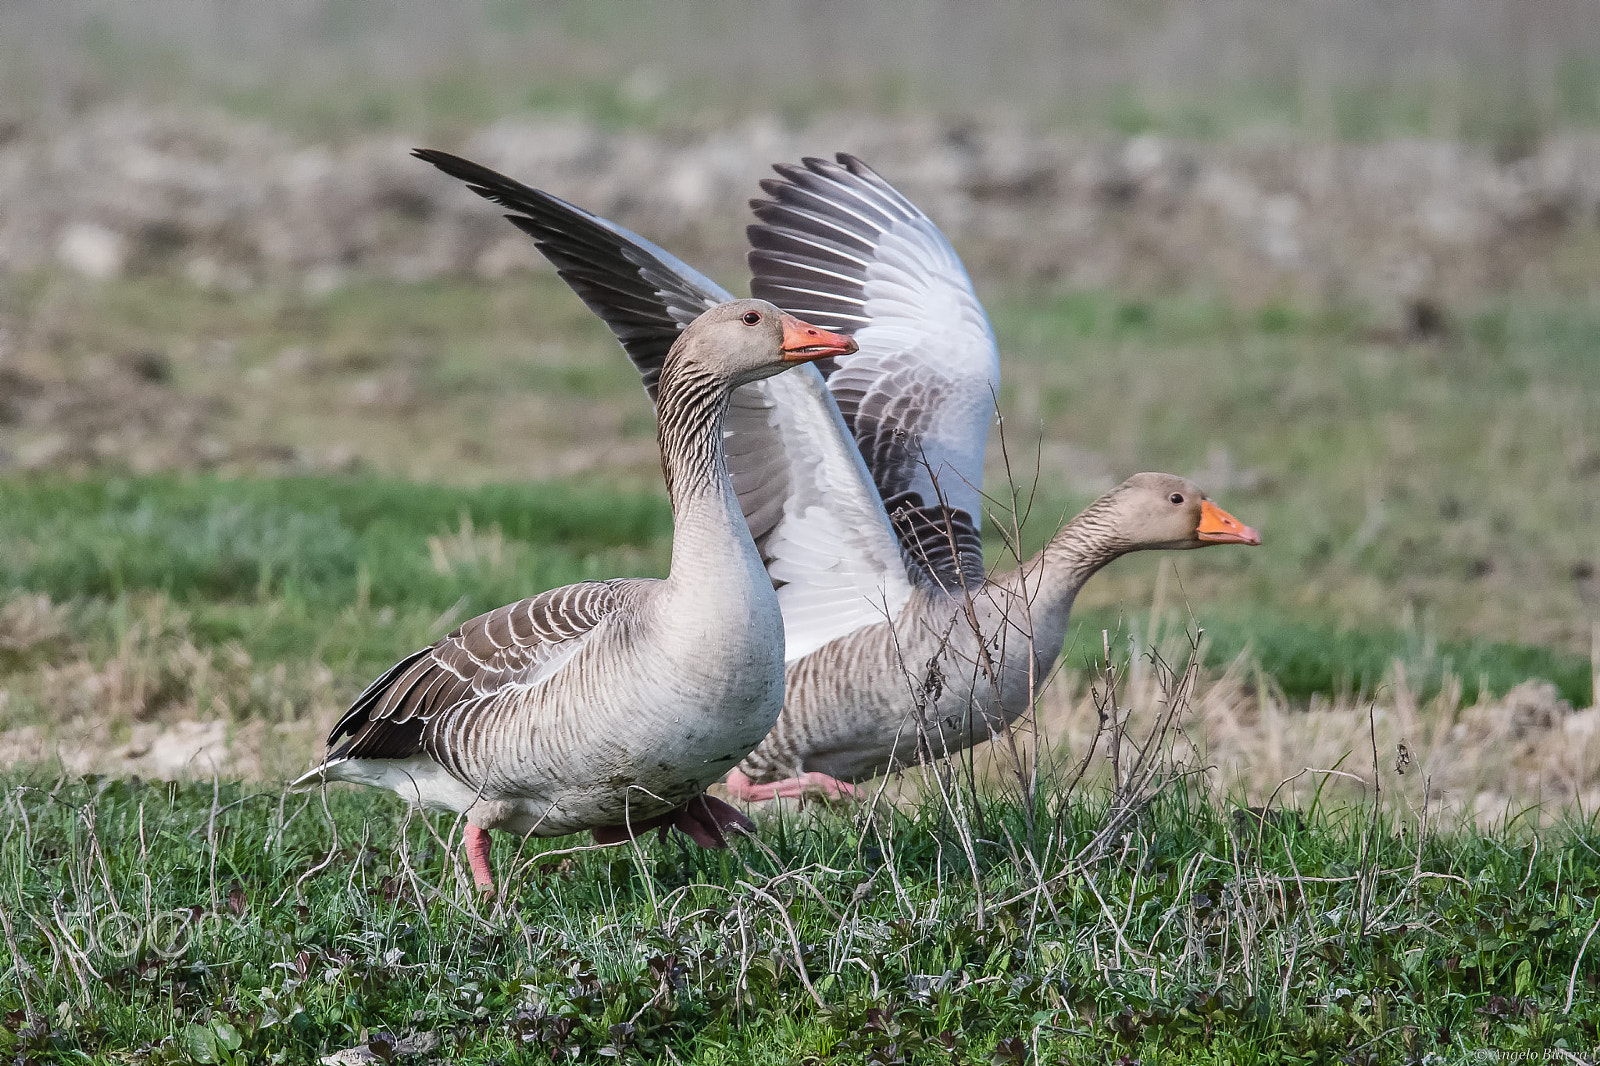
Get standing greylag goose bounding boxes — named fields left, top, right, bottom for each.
left=291, top=299, right=858, bottom=892
left=414, top=151, right=1259, bottom=801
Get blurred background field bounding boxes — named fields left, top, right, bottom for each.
left=0, top=0, right=1597, bottom=816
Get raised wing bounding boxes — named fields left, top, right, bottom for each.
left=414, top=148, right=728, bottom=400
left=726, top=365, right=919, bottom=660
left=747, top=154, right=1001, bottom=590
left=327, top=580, right=631, bottom=761
left=417, top=151, right=917, bottom=660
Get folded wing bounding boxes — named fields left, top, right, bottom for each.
left=326, top=580, right=634, bottom=763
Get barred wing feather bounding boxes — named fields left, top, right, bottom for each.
left=748, top=154, right=1000, bottom=590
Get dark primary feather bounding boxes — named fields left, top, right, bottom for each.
left=746, top=152, right=922, bottom=335
left=883, top=492, right=987, bottom=592
left=413, top=148, right=729, bottom=402
left=326, top=580, right=631, bottom=763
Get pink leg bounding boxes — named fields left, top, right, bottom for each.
left=725, top=768, right=859, bottom=803
left=464, top=824, right=495, bottom=894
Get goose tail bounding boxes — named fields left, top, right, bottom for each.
left=288, top=759, right=357, bottom=792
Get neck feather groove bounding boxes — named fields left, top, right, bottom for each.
left=992, top=489, right=1132, bottom=619
left=655, top=359, right=734, bottom=503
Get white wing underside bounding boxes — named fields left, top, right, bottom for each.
left=747, top=156, right=1001, bottom=590
left=847, top=220, right=997, bottom=526
left=731, top=369, right=916, bottom=662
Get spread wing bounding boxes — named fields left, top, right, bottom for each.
left=412, top=148, right=727, bottom=401
left=747, top=154, right=1001, bottom=590
left=416, top=150, right=916, bottom=660
left=326, top=580, right=633, bottom=761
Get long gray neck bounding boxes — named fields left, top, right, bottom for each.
left=987, top=490, right=1133, bottom=642
left=654, top=361, right=750, bottom=588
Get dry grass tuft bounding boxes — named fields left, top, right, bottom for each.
left=0, top=594, right=68, bottom=660
left=965, top=638, right=1600, bottom=830
left=0, top=592, right=336, bottom=781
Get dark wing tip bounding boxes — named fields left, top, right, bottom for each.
left=835, top=153, right=880, bottom=181
left=413, top=147, right=485, bottom=182
left=412, top=148, right=550, bottom=215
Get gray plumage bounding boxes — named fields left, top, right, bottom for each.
left=292, top=299, right=852, bottom=846
left=735, top=473, right=1257, bottom=785
left=749, top=155, right=998, bottom=592
left=414, top=151, right=1259, bottom=799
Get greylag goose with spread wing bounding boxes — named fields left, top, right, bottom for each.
left=415, top=150, right=1260, bottom=803
left=292, top=299, right=856, bottom=891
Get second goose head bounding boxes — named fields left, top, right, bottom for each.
left=669, top=299, right=856, bottom=386
left=1102, top=472, right=1262, bottom=551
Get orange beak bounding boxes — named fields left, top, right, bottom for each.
left=1196, top=500, right=1262, bottom=545
left=779, top=313, right=858, bottom=362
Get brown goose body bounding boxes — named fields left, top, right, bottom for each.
left=411, top=151, right=1259, bottom=806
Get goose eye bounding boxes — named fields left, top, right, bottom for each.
left=1169, top=493, right=1184, bottom=505
left=742, top=311, right=761, bottom=325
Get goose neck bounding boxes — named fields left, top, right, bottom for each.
left=654, top=363, right=751, bottom=587
left=1001, top=494, right=1132, bottom=618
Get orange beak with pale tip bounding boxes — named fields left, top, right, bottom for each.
left=779, top=313, right=857, bottom=362
left=1196, top=500, right=1262, bottom=545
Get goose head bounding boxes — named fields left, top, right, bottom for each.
left=1108, top=473, right=1262, bottom=550
left=671, top=299, right=857, bottom=386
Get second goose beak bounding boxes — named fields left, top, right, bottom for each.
left=1196, top=500, right=1262, bottom=545
left=779, top=313, right=858, bottom=362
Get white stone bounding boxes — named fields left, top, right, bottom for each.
left=56, top=222, right=126, bottom=279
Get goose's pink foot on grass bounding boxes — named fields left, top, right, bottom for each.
left=725, top=768, right=859, bottom=802
left=672, top=794, right=756, bottom=848
left=590, top=794, right=755, bottom=849
left=465, top=823, right=496, bottom=894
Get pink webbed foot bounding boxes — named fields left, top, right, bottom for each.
left=725, top=768, right=860, bottom=803
left=464, top=823, right=496, bottom=894
left=672, top=794, right=756, bottom=848
left=590, top=794, right=755, bottom=850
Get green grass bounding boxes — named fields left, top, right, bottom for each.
left=0, top=475, right=670, bottom=685
left=987, top=288, right=1600, bottom=665
left=0, top=473, right=1589, bottom=711
left=1069, top=608, right=1594, bottom=710
left=0, top=772, right=1594, bottom=1063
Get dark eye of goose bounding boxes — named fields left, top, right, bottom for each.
left=1169, top=493, right=1184, bottom=505
left=742, top=311, right=761, bottom=325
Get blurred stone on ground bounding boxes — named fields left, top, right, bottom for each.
left=2, top=104, right=1599, bottom=321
